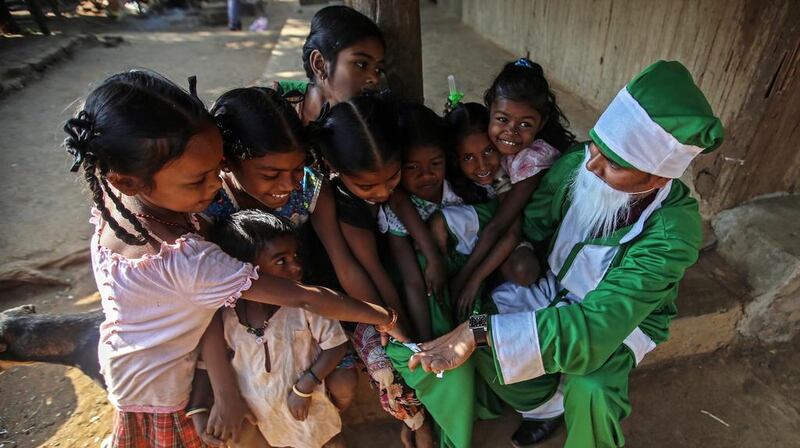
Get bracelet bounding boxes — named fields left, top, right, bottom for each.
left=375, top=308, right=398, bottom=333
left=306, top=369, right=322, bottom=385
left=185, top=408, right=209, bottom=417
left=292, top=384, right=313, bottom=398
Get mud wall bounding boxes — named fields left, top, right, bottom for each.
left=437, top=0, right=800, bottom=215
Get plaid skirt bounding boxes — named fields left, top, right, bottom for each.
left=110, top=409, right=205, bottom=448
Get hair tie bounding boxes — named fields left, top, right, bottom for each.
left=188, top=75, right=198, bottom=98
left=63, top=110, right=96, bottom=172
left=514, top=58, right=534, bottom=69
left=214, top=113, right=252, bottom=160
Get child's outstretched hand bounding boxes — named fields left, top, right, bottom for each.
left=455, top=277, right=481, bottom=319
left=287, top=385, right=312, bottom=421
left=190, top=411, right=225, bottom=447
left=424, top=253, right=447, bottom=306
left=449, top=270, right=469, bottom=306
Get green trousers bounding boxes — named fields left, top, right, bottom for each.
left=387, top=231, right=502, bottom=448
left=474, top=345, right=636, bottom=447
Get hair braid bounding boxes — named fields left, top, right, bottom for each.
left=98, top=174, right=152, bottom=243
left=83, top=155, right=148, bottom=246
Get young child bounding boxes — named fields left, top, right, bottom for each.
left=445, top=59, right=575, bottom=313
left=312, top=94, right=435, bottom=448
left=192, top=209, right=349, bottom=448
left=274, top=5, right=385, bottom=124
left=64, top=70, right=403, bottom=447
left=444, top=102, right=508, bottom=202
left=380, top=103, right=467, bottom=338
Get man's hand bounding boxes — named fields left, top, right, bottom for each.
left=206, top=394, right=255, bottom=443
left=408, top=321, right=477, bottom=374
left=190, top=412, right=224, bottom=447
left=287, top=387, right=312, bottom=421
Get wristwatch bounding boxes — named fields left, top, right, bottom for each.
left=469, top=314, right=489, bottom=347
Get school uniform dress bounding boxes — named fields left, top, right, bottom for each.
left=329, top=177, right=427, bottom=431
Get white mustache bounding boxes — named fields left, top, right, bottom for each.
left=569, top=152, right=633, bottom=239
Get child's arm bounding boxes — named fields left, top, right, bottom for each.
left=200, top=312, right=255, bottom=443
left=287, top=342, right=348, bottom=421
left=187, top=368, right=225, bottom=447
left=450, top=175, right=541, bottom=299
left=388, top=190, right=446, bottom=300
left=338, top=221, right=411, bottom=335
left=311, top=180, right=384, bottom=305
left=389, top=234, right=433, bottom=341
left=244, top=273, right=408, bottom=341
left=455, top=216, right=522, bottom=317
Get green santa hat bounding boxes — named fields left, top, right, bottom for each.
left=589, top=60, right=724, bottom=179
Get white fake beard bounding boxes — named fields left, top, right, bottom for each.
left=569, top=153, right=633, bottom=239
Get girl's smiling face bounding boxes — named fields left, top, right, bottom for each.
left=337, top=161, right=401, bottom=204
left=488, top=97, right=544, bottom=155
left=457, top=133, right=500, bottom=185
left=401, top=145, right=446, bottom=203
left=229, top=149, right=307, bottom=209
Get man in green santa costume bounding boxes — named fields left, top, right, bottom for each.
left=408, top=60, right=725, bottom=447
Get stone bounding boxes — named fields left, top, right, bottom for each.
left=713, top=194, right=800, bottom=342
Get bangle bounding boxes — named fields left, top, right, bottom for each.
left=375, top=308, right=398, bottom=333
left=292, top=384, right=313, bottom=398
left=306, top=369, right=322, bottom=385
left=185, top=408, right=209, bottom=417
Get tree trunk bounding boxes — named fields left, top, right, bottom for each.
left=346, top=0, right=424, bottom=103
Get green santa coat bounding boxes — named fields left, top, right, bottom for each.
left=475, top=143, right=703, bottom=447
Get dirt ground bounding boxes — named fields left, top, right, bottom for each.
left=1, top=2, right=799, bottom=448
left=0, top=3, right=296, bottom=447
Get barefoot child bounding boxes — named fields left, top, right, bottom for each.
left=64, top=70, right=404, bottom=447
left=190, top=210, right=349, bottom=448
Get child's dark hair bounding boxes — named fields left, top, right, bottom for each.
left=310, top=93, right=400, bottom=175
left=396, top=102, right=485, bottom=203
left=212, top=87, right=307, bottom=161
left=209, top=209, right=296, bottom=264
left=63, top=70, right=214, bottom=246
left=302, top=5, right=385, bottom=83
left=396, top=102, right=447, bottom=157
left=443, top=102, right=492, bottom=204
left=484, top=58, right=576, bottom=151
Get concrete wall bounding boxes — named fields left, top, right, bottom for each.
left=437, top=0, right=800, bottom=216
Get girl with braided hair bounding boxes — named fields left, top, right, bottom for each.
left=63, top=69, right=407, bottom=448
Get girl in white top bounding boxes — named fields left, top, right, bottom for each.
left=194, top=210, right=348, bottom=448
left=64, top=70, right=405, bottom=447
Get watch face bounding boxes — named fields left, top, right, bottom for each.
left=469, top=314, right=488, bottom=328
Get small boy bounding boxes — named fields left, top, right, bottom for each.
left=190, top=210, right=348, bottom=448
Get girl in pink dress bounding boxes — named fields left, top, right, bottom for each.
left=63, top=70, right=405, bottom=447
